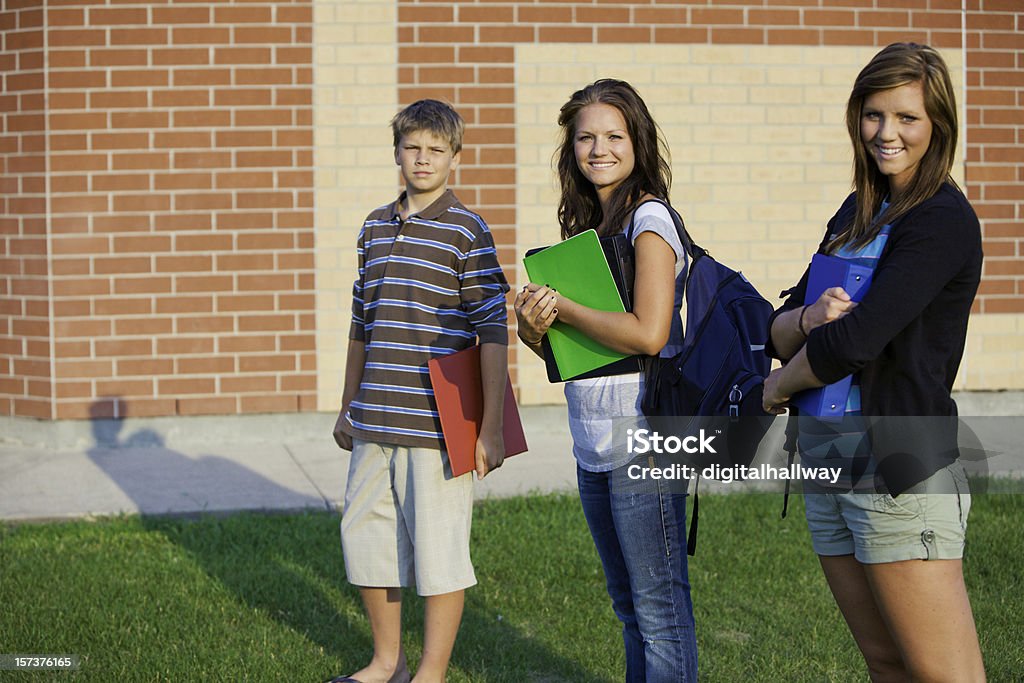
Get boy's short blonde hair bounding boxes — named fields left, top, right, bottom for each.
left=390, top=99, right=465, bottom=154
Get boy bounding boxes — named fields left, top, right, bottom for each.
left=330, top=100, right=510, bottom=683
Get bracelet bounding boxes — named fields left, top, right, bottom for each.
left=518, top=330, right=543, bottom=346
left=798, top=306, right=810, bottom=337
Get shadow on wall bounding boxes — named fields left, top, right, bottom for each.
left=85, top=396, right=328, bottom=516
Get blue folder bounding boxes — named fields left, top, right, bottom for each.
left=791, top=254, right=873, bottom=421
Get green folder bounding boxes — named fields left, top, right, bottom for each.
left=523, top=229, right=630, bottom=379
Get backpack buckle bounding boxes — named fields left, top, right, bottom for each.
left=728, top=385, right=742, bottom=420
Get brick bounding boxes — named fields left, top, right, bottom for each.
left=154, top=131, right=212, bottom=148
left=692, top=8, right=744, bottom=25
left=153, top=48, right=209, bottom=66
left=175, top=152, right=232, bottom=169
left=598, top=26, right=651, bottom=43
left=157, top=337, right=214, bottom=355
left=94, top=297, right=152, bottom=315
left=581, top=7, right=633, bottom=23
left=823, top=29, right=873, bottom=45
left=748, top=9, right=801, bottom=25
left=240, top=394, right=298, bottom=413
left=118, top=359, right=174, bottom=376
left=113, top=194, right=171, bottom=213
left=92, top=133, right=152, bottom=150
left=177, top=356, right=235, bottom=374
left=234, top=27, right=292, bottom=44
left=95, top=338, right=152, bottom=357
left=157, top=214, right=213, bottom=232
left=153, top=7, right=210, bottom=24
left=234, top=109, right=292, bottom=127
left=478, top=25, right=533, bottom=42
left=89, top=48, right=148, bottom=67
left=153, top=172, right=213, bottom=191
left=216, top=130, right=273, bottom=148
left=112, top=72, right=169, bottom=93
left=160, top=377, right=216, bottom=395
left=275, top=47, right=311, bottom=65
left=112, top=152, right=170, bottom=170
left=221, top=376, right=277, bottom=393
left=90, top=7, right=147, bottom=25
left=48, top=29, right=105, bottom=47
left=111, top=28, right=168, bottom=46
left=113, top=276, right=173, bottom=295
left=239, top=354, right=295, bottom=373
left=155, top=295, right=214, bottom=314
left=48, top=112, right=107, bottom=131
left=175, top=275, right=233, bottom=293
left=52, top=235, right=109, bottom=255
left=175, top=233, right=232, bottom=251
left=214, top=47, right=272, bottom=65
left=175, top=315, right=233, bottom=334
left=174, top=69, right=232, bottom=87
left=173, top=194, right=233, bottom=211
left=216, top=294, right=275, bottom=312
left=176, top=397, right=237, bottom=416
left=157, top=254, right=213, bottom=273
left=55, top=359, right=112, bottom=378
left=53, top=299, right=91, bottom=317
left=400, top=5, right=455, bottom=22
left=238, top=313, right=296, bottom=331
left=218, top=335, right=276, bottom=353
left=768, top=29, right=821, bottom=45
left=399, top=45, right=455, bottom=63
left=213, top=6, right=272, bottom=23
left=151, top=90, right=209, bottom=107
left=111, top=112, right=168, bottom=129
left=93, top=214, right=153, bottom=233
left=711, top=27, right=765, bottom=44
left=171, top=27, right=229, bottom=45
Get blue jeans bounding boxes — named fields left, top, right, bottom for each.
left=577, top=465, right=698, bottom=682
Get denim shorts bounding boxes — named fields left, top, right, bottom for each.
left=803, top=461, right=971, bottom=564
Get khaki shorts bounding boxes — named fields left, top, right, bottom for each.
left=340, top=438, right=476, bottom=596
left=804, top=461, right=971, bottom=564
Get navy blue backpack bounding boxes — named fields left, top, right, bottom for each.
left=637, top=201, right=776, bottom=552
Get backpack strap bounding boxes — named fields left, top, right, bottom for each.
left=781, top=408, right=800, bottom=518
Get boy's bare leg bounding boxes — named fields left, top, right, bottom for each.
left=347, top=587, right=405, bottom=682
left=411, top=590, right=464, bottom=683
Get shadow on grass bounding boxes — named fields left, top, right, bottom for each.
left=83, top=400, right=600, bottom=681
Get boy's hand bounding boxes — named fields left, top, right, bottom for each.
left=474, top=426, right=505, bottom=479
left=332, top=407, right=353, bottom=451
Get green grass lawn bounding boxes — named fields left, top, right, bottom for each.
left=1, top=491, right=1021, bottom=682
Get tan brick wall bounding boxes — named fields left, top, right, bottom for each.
left=314, top=0, right=398, bottom=411
left=515, top=44, right=967, bottom=402
left=394, top=0, right=1023, bottom=404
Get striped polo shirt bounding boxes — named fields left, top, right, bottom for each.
left=343, top=189, right=510, bottom=451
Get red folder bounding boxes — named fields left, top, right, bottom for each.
left=427, top=345, right=528, bottom=477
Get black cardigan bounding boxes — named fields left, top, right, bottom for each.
left=767, top=184, right=983, bottom=494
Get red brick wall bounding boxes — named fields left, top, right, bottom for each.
left=1, top=1, right=49, bottom=419
left=3, top=1, right=316, bottom=420
left=3, top=1, right=1021, bottom=419
left=399, top=0, right=1023, bottom=322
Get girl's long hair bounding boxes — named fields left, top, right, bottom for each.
left=829, top=42, right=959, bottom=254
left=555, top=79, right=672, bottom=239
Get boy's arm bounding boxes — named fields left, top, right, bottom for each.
left=332, top=335, right=366, bottom=451
left=475, top=342, right=507, bottom=479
